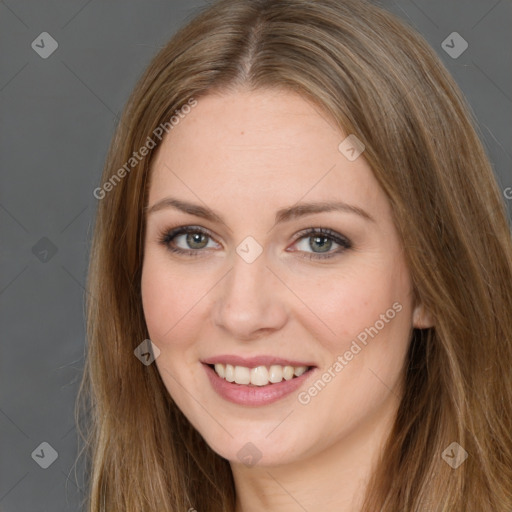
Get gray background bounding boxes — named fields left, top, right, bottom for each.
left=1, top=1, right=510, bottom=510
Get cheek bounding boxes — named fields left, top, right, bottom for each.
left=141, top=256, right=206, bottom=399
left=141, top=258, right=174, bottom=342
left=288, top=256, right=412, bottom=354
left=141, top=254, right=195, bottom=351
left=141, top=253, right=209, bottom=345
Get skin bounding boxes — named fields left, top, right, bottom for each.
left=141, top=88, right=433, bottom=512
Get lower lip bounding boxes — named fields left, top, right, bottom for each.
left=203, top=364, right=315, bottom=406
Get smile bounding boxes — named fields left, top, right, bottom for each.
left=202, top=360, right=316, bottom=406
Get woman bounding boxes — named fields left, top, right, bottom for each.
left=77, top=0, right=512, bottom=510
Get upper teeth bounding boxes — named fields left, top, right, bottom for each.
left=213, top=364, right=308, bottom=386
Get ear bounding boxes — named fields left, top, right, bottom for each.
left=412, top=302, right=435, bottom=329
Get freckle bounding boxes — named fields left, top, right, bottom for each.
left=240, top=131, right=244, bottom=135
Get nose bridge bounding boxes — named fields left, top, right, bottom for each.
left=213, top=246, right=287, bottom=338
left=229, top=249, right=268, bottom=299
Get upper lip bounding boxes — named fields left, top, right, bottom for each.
left=202, top=355, right=315, bottom=368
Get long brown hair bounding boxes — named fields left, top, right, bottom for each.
left=76, top=0, right=512, bottom=510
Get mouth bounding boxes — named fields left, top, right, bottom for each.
left=201, top=359, right=317, bottom=406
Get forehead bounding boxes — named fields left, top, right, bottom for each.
left=148, top=89, right=385, bottom=217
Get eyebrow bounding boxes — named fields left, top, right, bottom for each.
left=145, top=197, right=375, bottom=226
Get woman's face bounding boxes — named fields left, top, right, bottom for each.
left=141, top=88, right=430, bottom=467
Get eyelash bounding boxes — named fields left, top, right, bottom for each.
left=158, top=225, right=352, bottom=261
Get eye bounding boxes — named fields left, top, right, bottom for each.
left=158, top=225, right=352, bottom=260
left=289, top=227, right=352, bottom=260
left=158, top=226, right=219, bottom=257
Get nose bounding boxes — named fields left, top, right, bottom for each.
left=212, top=250, right=288, bottom=341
